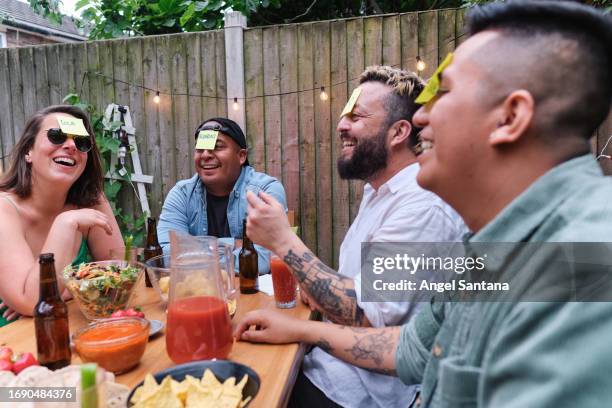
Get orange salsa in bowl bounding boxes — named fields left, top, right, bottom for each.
left=73, top=317, right=149, bottom=374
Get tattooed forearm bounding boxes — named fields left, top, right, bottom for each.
left=283, top=249, right=368, bottom=326
left=344, top=330, right=396, bottom=366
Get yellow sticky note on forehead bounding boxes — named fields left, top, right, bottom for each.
left=196, top=129, right=218, bottom=150
left=340, top=87, right=362, bottom=118
left=415, top=53, right=454, bottom=105
left=57, top=116, right=89, bottom=136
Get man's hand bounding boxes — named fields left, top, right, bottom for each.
left=234, top=309, right=304, bottom=344
left=235, top=309, right=400, bottom=376
left=245, top=191, right=293, bottom=253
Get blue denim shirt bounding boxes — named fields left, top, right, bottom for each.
left=157, top=165, right=287, bottom=274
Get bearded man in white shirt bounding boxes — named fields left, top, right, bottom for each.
left=242, top=66, right=465, bottom=408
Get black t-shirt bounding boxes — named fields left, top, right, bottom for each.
left=206, top=191, right=231, bottom=238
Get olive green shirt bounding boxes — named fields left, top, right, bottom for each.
left=396, top=154, right=612, bottom=407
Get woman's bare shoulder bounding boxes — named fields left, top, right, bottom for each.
left=0, top=193, right=25, bottom=232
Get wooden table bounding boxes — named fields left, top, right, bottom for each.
left=0, top=283, right=313, bottom=408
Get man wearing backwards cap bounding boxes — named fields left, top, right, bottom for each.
left=158, top=117, right=287, bottom=273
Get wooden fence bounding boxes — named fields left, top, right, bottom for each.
left=1, top=8, right=610, bottom=268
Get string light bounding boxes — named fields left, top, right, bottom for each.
left=416, top=56, right=426, bottom=72
left=319, top=87, right=329, bottom=101
left=78, top=33, right=468, bottom=106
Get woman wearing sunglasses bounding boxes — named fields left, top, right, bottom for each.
left=0, top=105, right=123, bottom=325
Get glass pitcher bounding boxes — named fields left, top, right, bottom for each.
left=165, top=232, right=233, bottom=364
left=218, top=242, right=238, bottom=318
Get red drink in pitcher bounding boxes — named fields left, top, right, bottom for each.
left=166, top=296, right=233, bottom=364
left=270, top=255, right=297, bottom=308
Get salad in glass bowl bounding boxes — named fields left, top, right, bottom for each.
left=63, top=260, right=145, bottom=320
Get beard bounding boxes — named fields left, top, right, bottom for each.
left=337, top=129, right=388, bottom=180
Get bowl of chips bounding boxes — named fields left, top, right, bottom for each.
left=127, top=360, right=259, bottom=407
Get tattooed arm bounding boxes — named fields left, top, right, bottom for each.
left=235, top=309, right=399, bottom=376
left=245, top=191, right=368, bottom=326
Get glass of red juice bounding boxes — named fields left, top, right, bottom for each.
left=270, top=255, right=297, bottom=308
left=165, top=237, right=233, bottom=364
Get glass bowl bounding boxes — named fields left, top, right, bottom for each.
left=144, top=255, right=170, bottom=303
left=63, top=260, right=145, bottom=320
left=73, top=317, right=150, bottom=374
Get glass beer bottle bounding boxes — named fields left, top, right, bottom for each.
left=143, top=217, right=163, bottom=287
left=34, top=253, right=71, bottom=370
left=239, top=219, right=259, bottom=294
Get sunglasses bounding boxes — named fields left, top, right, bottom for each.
left=46, top=128, right=93, bottom=153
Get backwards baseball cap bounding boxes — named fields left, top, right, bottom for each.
left=194, top=117, right=249, bottom=166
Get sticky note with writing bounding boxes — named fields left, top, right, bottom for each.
left=340, top=87, right=362, bottom=118
left=415, top=53, right=454, bottom=105
left=196, top=129, right=219, bottom=150
left=57, top=116, right=89, bottom=136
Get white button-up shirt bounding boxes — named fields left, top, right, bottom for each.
left=303, top=163, right=466, bottom=408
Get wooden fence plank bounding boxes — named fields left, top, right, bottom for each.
left=297, top=23, right=317, bottom=253
left=263, top=26, right=282, bottom=180
left=400, top=12, right=419, bottom=73
left=8, top=48, right=25, bottom=139
left=60, top=43, right=76, bottom=98
left=200, top=31, right=218, bottom=124
left=279, top=24, right=300, bottom=232
left=382, top=15, right=401, bottom=68
left=346, top=18, right=365, bottom=223
left=364, top=16, right=383, bottom=67
left=46, top=45, right=62, bottom=105
left=244, top=28, right=265, bottom=171
left=33, top=46, right=50, bottom=110
left=127, top=38, right=147, bottom=217
left=0, top=49, right=14, bottom=169
left=73, top=43, right=88, bottom=101
left=418, top=11, right=439, bottom=79
left=456, top=8, right=468, bottom=47
left=156, top=35, right=177, bottom=197
left=99, top=41, right=115, bottom=112
left=186, top=33, right=202, bottom=175
left=313, top=21, right=333, bottom=266
left=438, top=9, right=457, bottom=62
left=20, top=48, right=37, bottom=118
left=86, top=42, right=103, bottom=111
left=214, top=31, right=227, bottom=117
left=169, top=34, right=190, bottom=182
left=330, top=19, right=349, bottom=270
left=141, top=37, right=163, bottom=217
left=112, top=39, right=136, bottom=219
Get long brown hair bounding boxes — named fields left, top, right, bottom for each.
left=0, top=105, right=103, bottom=207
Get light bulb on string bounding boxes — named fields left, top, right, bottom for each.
left=416, top=56, right=426, bottom=72
left=319, top=87, right=328, bottom=101
left=232, top=97, right=240, bottom=111
left=153, top=91, right=160, bottom=104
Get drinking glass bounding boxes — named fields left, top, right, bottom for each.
left=270, top=254, right=297, bottom=308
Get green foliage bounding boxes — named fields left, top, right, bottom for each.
left=68, top=0, right=283, bottom=39
left=28, top=0, right=610, bottom=40
left=28, top=0, right=63, bottom=24
left=62, top=93, right=148, bottom=246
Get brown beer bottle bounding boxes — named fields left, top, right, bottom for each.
left=34, top=253, right=71, bottom=370
left=239, top=219, right=259, bottom=294
left=143, top=217, right=163, bottom=287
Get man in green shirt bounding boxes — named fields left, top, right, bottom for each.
left=236, top=1, right=612, bottom=406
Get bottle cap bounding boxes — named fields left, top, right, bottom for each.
left=39, top=253, right=54, bottom=263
